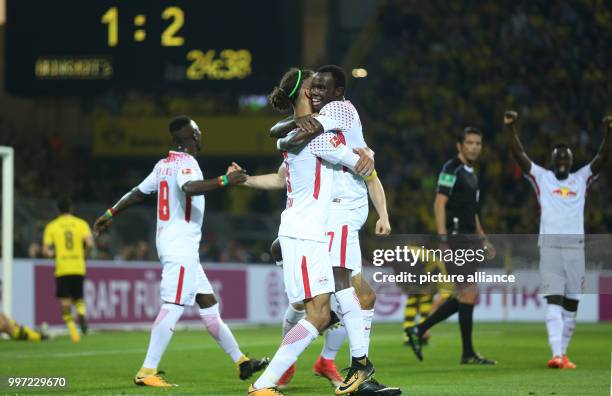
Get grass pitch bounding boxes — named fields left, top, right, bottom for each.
left=1, top=322, right=610, bottom=395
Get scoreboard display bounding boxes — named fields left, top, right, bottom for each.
left=5, top=1, right=301, bottom=95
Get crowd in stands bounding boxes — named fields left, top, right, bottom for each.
left=6, top=1, right=612, bottom=261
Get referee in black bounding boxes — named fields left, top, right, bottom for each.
left=406, top=127, right=496, bottom=365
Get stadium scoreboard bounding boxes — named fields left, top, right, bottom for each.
left=5, top=1, right=300, bottom=95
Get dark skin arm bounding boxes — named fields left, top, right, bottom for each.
left=504, top=110, right=532, bottom=173
left=270, top=115, right=322, bottom=138
left=277, top=127, right=323, bottom=151
left=93, top=170, right=247, bottom=236
left=590, top=115, right=612, bottom=175
left=93, top=188, right=149, bottom=236
left=181, top=170, right=247, bottom=196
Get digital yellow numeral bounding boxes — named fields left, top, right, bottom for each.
left=161, top=7, right=184, bottom=47
left=101, top=7, right=119, bottom=47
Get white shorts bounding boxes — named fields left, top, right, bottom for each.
left=160, top=256, right=214, bottom=306
left=539, top=246, right=585, bottom=300
left=327, top=204, right=368, bottom=275
left=279, top=236, right=335, bottom=304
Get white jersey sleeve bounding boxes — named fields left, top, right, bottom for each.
left=137, top=166, right=159, bottom=194
left=315, top=101, right=355, bottom=133
left=575, top=164, right=594, bottom=184
left=308, top=131, right=361, bottom=171
left=528, top=161, right=546, bottom=179
left=176, top=157, right=200, bottom=190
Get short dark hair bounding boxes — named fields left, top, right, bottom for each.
left=57, top=197, right=72, bottom=214
left=168, top=116, right=192, bottom=135
left=457, top=126, right=482, bottom=144
left=316, top=65, right=347, bottom=90
left=552, top=143, right=571, bottom=152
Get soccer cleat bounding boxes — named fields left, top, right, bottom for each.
left=335, top=358, right=375, bottom=395
left=238, top=355, right=270, bottom=381
left=313, top=356, right=343, bottom=387
left=461, top=354, right=497, bottom=365
left=352, top=378, right=402, bottom=395
left=561, top=355, right=576, bottom=369
left=547, top=356, right=563, bottom=368
left=247, top=384, right=286, bottom=395
left=134, top=369, right=176, bottom=387
left=405, top=326, right=423, bottom=361
left=276, top=364, right=296, bottom=389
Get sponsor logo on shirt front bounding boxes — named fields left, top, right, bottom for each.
left=551, top=187, right=577, bottom=198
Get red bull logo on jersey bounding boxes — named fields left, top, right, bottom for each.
left=552, top=187, right=577, bottom=198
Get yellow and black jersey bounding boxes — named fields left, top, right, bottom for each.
left=43, top=214, right=92, bottom=277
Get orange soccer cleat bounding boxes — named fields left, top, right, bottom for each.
left=561, top=355, right=576, bottom=369
left=276, top=364, right=296, bottom=389
left=247, top=384, right=286, bottom=395
left=313, top=356, right=343, bottom=387
left=134, top=368, right=176, bottom=387
left=547, top=355, right=563, bottom=369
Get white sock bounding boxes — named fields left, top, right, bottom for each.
left=282, top=304, right=305, bottom=337
left=254, top=319, right=318, bottom=389
left=362, top=309, right=375, bottom=356
left=335, top=287, right=367, bottom=359
left=545, top=304, right=563, bottom=357
left=561, top=309, right=577, bottom=355
left=143, top=303, right=184, bottom=369
left=321, top=324, right=347, bottom=360
left=200, top=303, right=244, bottom=363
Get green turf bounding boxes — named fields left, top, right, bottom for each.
left=1, top=322, right=610, bottom=395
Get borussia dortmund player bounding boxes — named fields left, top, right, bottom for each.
left=43, top=198, right=94, bottom=343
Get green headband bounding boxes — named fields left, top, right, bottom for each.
left=288, top=69, right=302, bottom=98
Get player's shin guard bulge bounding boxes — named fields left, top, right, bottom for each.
left=200, top=303, right=244, bottom=364
left=335, top=287, right=368, bottom=359
left=253, top=319, right=318, bottom=390
left=141, top=303, right=185, bottom=373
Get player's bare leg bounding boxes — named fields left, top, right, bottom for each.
left=250, top=294, right=332, bottom=395
left=59, top=298, right=79, bottom=343
left=196, top=293, right=269, bottom=380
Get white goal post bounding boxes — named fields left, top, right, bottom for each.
left=1, top=146, right=14, bottom=317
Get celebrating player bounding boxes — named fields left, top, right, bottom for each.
left=405, top=127, right=496, bottom=365
left=505, top=110, right=611, bottom=369
left=42, top=197, right=94, bottom=343
left=253, top=66, right=399, bottom=395
left=93, top=116, right=269, bottom=388
left=248, top=68, right=381, bottom=396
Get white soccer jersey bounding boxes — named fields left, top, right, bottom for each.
left=137, top=151, right=205, bottom=259
left=525, top=162, right=597, bottom=235
left=278, top=131, right=363, bottom=241
left=315, top=100, right=368, bottom=209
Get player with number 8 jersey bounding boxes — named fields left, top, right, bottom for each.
left=93, top=116, right=269, bottom=389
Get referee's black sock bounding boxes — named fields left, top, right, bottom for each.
left=417, top=297, right=458, bottom=334
left=458, top=302, right=476, bottom=357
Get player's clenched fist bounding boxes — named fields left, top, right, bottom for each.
left=375, top=217, right=391, bottom=235
left=504, top=110, right=518, bottom=125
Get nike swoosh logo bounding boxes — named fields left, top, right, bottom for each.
left=338, top=374, right=359, bottom=391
